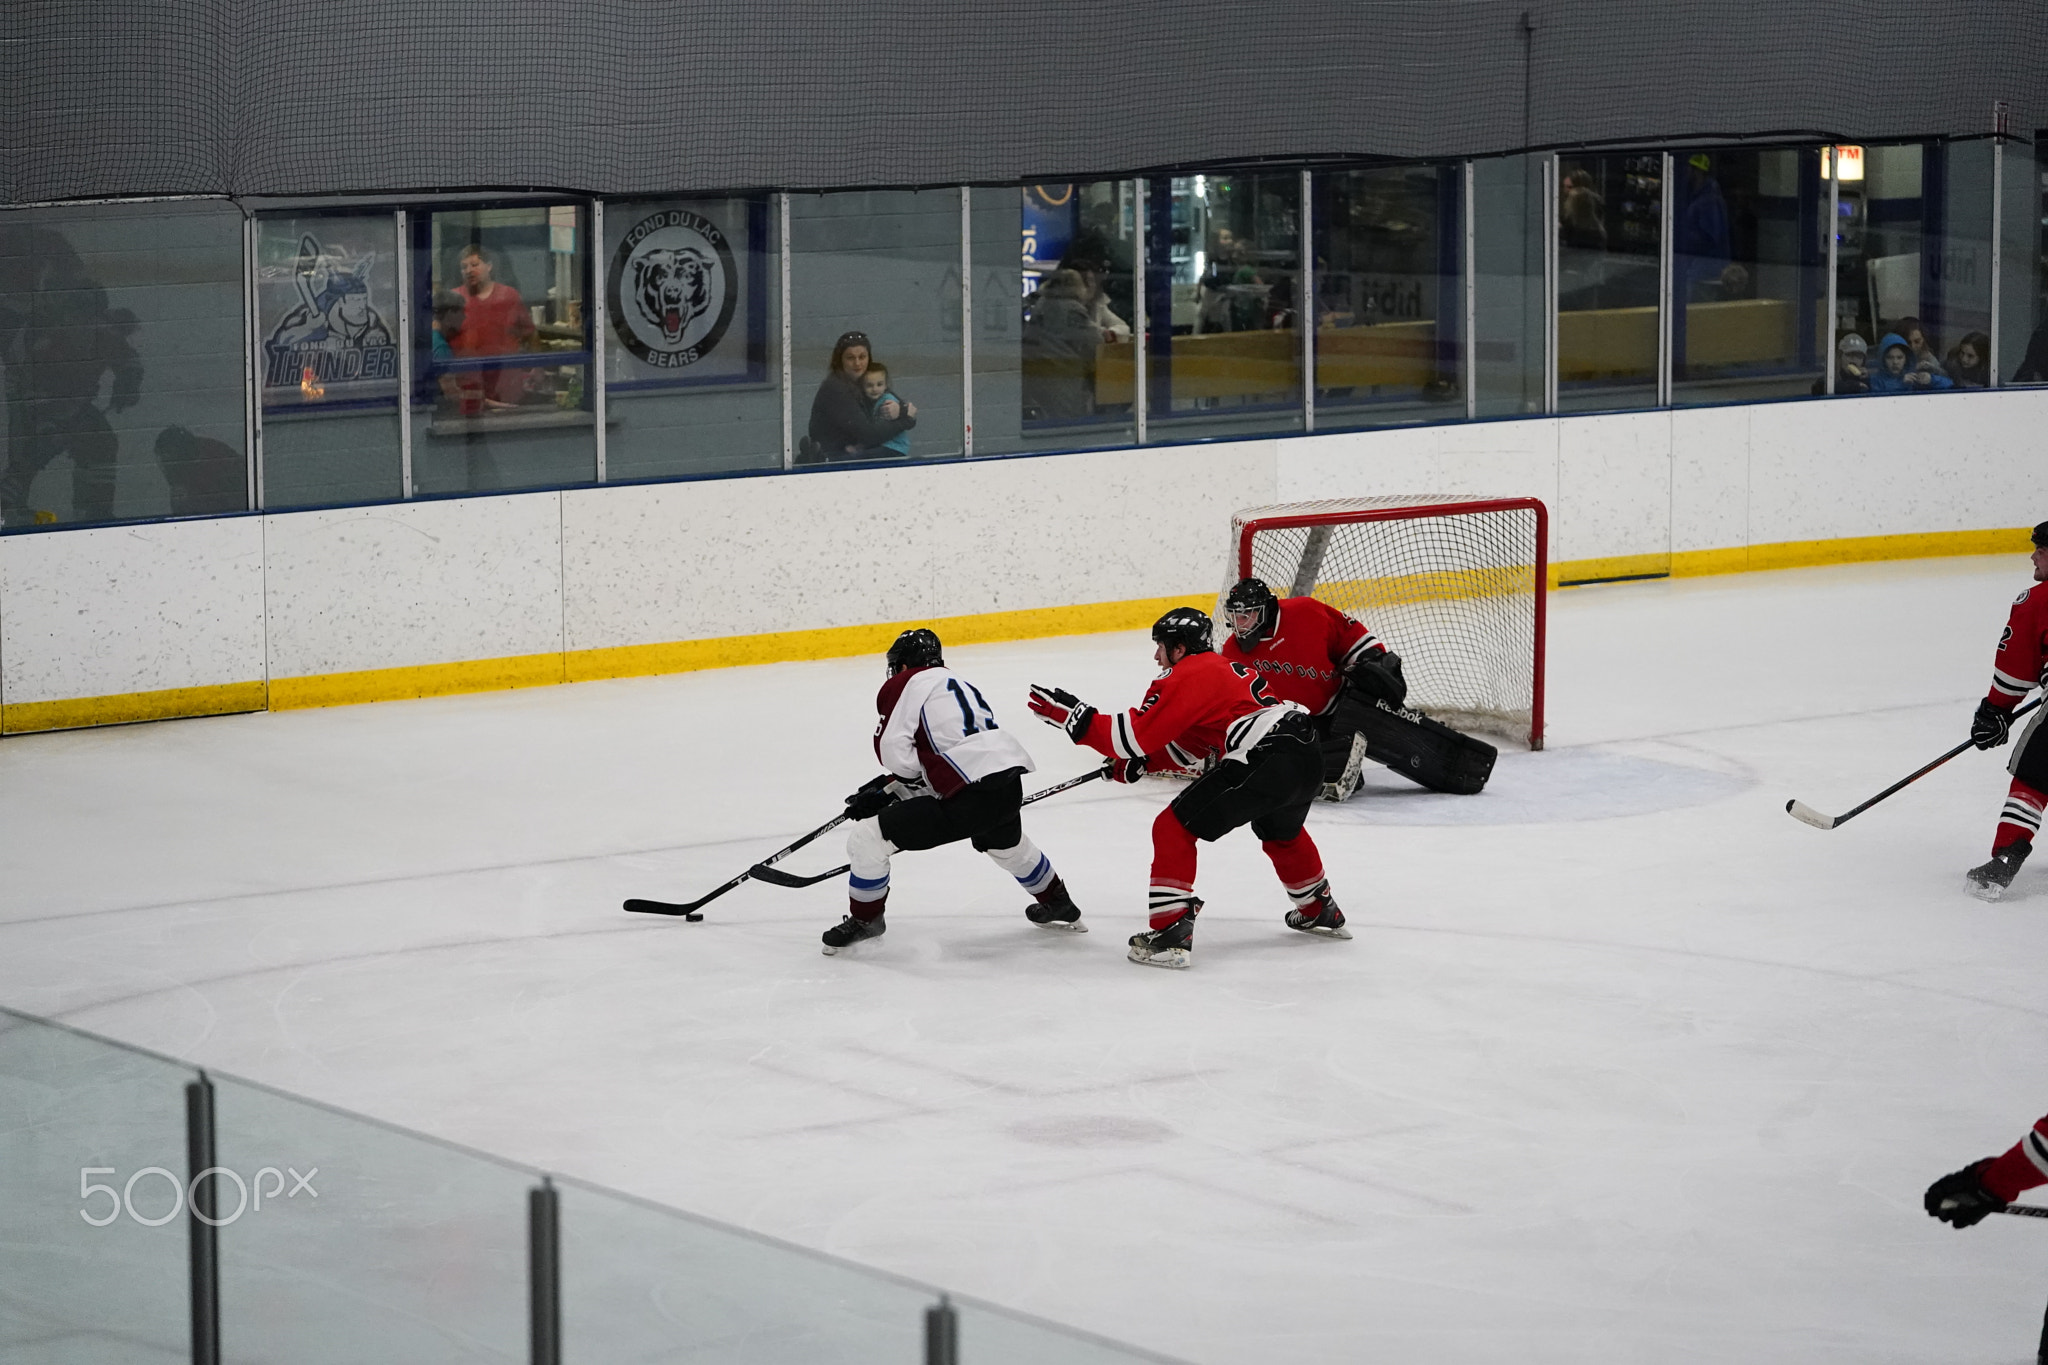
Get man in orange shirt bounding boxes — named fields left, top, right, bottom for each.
left=452, top=244, right=535, bottom=407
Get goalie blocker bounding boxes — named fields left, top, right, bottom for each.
left=1324, top=691, right=1497, bottom=796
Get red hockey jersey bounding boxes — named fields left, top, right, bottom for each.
left=1982, top=1113, right=2048, bottom=1200
left=1076, top=651, right=1297, bottom=770
left=1987, top=584, right=2048, bottom=709
left=1221, top=596, right=1381, bottom=715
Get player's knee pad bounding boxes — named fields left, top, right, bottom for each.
left=1348, top=696, right=1497, bottom=795
left=846, top=819, right=898, bottom=880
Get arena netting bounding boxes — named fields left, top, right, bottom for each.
left=1222, top=496, right=1546, bottom=749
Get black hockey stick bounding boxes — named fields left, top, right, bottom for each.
left=2000, top=1204, right=2048, bottom=1220
left=623, top=812, right=850, bottom=920
left=746, top=767, right=1110, bottom=889
left=1786, top=697, right=2043, bottom=830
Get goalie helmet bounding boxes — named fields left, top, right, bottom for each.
left=1151, top=607, right=1215, bottom=658
left=886, top=628, right=943, bottom=674
left=1222, top=577, right=1279, bottom=644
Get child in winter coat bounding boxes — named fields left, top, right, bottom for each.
left=860, top=362, right=914, bottom=458
left=1868, top=332, right=1954, bottom=393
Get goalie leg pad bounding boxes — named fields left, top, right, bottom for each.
left=1336, top=694, right=1498, bottom=795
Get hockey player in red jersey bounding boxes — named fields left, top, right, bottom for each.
left=1925, top=1111, right=2048, bottom=1226
left=1220, top=577, right=1408, bottom=800
left=1962, top=523, right=2048, bottom=900
left=824, top=628, right=1084, bottom=954
left=1027, top=607, right=1348, bottom=969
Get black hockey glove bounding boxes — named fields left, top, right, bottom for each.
left=1103, top=755, right=1148, bottom=784
left=1028, top=685, right=1098, bottom=744
left=1971, top=699, right=2013, bottom=751
left=1348, top=647, right=1408, bottom=708
left=845, top=773, right=897, bottom=821
left=1925, top=1158, right=2006, bottom=1229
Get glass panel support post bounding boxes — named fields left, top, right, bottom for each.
left=1657, top=150, right=1674, bottom=407
left=1463, top=161, right=1477, bottom=421
left=1300, top=168, right=1316, bottom=433
left=1826, top=149, right=1839, bottom=394
left=592, top=199, right=608, bottom=481
left=186, top=1073, right=220, bottom=1365
left=1992, top=138, right=2005, bottom=385
left=778, top=193, right=794, bottom=469
left=395, top=210, right=413, bottom=496
left=925, top=1294, right=960, bottom=1365
left=243, top=214, right=263, bottom=509
left=1132, top=180, right=1148, bottom=443
left=1542, top=155, right=1559, bottom=414
left=529, top=1178, right=561, bottom=1365
left=959, top=187, right=974, bottom=455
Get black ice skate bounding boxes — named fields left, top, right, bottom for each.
left=1127, top=906, right=1197, bottom=969
left=1285, top=882, right=1352, bottom=939
left=1966, top=839, right=2032, bottom=903
left=822, top=913, right=886, bottom=954
left=1025, top=876, right=1087, bottom=932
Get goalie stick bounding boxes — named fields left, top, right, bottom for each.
left=623, top=812, right=850, bottom=919
left=747, top=767, right=1109, bottom=889
left=1785, top=697, right=2043, bottom=830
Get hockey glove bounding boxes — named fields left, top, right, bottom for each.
left=1103, top=754, right=1148, bottom=784
left=845, top=773, right=898, bottom=821
left=1028, top=685, right=1098, bottom=744
left=1348, top=647, right=1408, bottom=708
left=1971, top=699, right=2013, bottom=750
left=1925, top=1158, right=2006, bottom=1228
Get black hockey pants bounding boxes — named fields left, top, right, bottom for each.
left=1169, top=714, right=1322, bottom=843
left=878, top=768, right=1027, bottom=853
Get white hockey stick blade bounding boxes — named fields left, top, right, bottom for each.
left=1785, top=799, right=1838, bottom=830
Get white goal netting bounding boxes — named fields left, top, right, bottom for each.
left=1221, top=495, right=1547, bottom=749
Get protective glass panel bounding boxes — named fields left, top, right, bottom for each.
left=0, top=1010, right=196, bottom=1362
left=1671, top=148, right=1829, bottom=405
left=213, top=1075, right=529, bottom=1364
left=1999, top=136, right=2045, bottom=384
left=970, top=182, right=1138, bottom=456
left=1833, top=142, right=1995, bottom=395
left=953, top=1296, right=1182, bottom=1365
left=1146, top=172, right=1304, bottom=440
left=1556, top=153, right=1662, bottom=412
left=791, top=190, right=962, bottom=466
left=256, top=210, right=404, bottom=508
left=412, top=205, right=595, bottom=495
left=1312, top=165, right=1465, bottom=430
left=601, top=196, right=780, bottom=480
left=0, top=200, right=246, bottom=529
left=1472, top=155, right=1549, bottom=417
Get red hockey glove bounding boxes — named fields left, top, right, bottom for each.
left=1028, top=685, right=1097, bottom=744
left=1102, top=755, right=1148, bottom=784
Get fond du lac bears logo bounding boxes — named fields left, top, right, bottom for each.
left=607, top=210, right=738, bottom=368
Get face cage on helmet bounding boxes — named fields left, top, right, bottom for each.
left=1225, top=605, right=1268, bottom=643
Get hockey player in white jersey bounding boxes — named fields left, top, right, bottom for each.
left=823, top=628, right=1085, bottom=953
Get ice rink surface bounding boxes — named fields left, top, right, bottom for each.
left=7, top=555, right=2048, bottom=1363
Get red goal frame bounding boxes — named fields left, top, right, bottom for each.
left=1233, top=497, right=1548, bottom=750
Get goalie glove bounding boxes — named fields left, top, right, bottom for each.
left=1971, top=699, right=2012, bottom=751
left=1102, top=754, right=1148, bottom=784
left=845, top=773, right=898, bottom=821
left=1348, top=646, right=1408, bottom=708
left=1028, top=684, right=1098, bottom=744
left=1925, top=1158, right=2006, bottom=1228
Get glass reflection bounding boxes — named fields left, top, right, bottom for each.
left=1556, top=154, right=1662, bottom=411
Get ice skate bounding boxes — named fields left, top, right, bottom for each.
left=1024, top=876, right=1087, bottom=932
left=1320, top=733, right=1369, bottom=803
left=1285, top=883, right=1352, bottom=939
left=1966, top=839, right=2031, bottom=902
left=822, top=913, right=886, bottom=954
left=1127, top=907, right=1196, bottom=969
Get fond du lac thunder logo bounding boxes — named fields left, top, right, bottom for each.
left=608, top=210, right=738, bottom=368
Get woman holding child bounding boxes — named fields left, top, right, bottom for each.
left=803, top=331, right=917, bottom=461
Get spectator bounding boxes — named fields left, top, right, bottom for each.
left=1058, top=246, right=1131, bottom=343
left=1946, top=330, right=1991, bottom=388
left=152, top=426, right=245, bottom=516
left=802, top=331, right=915, bottom=461
left=1559, top=168, right=1607, bottom=251
left=429, top=290, right=472, bottom=411
left=452, top=244, right=534, bottom=408
left=1813, top=332, right=1869, bottom=395
left=1022, top=269, right=1099, bottom=420
left=1676, top=154, right=1731, bottom=300
left=1894, top=316, right=1947, bottom=381
left=859, top=361, right=913, bottom=459
left=1868, top=332, right=1952, bottom=393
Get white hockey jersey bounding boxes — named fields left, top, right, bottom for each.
left=872, top=666, right=1036, bottom=799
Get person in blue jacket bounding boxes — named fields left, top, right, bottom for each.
left=1868, top=332, right=1953, bottom=393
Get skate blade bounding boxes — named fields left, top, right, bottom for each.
left=1294, top=923, right=1353, bottom=940
left=1127, top=946, right=1190, bottom=969
left=1967, top=878, right=2007, bottom=903
left=1032, top=917, right=1089, bottom=933
left=822, top=939, right=880, bottom=956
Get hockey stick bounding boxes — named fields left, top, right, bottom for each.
left=1785, top=697, right=2043, bottom=830
left=622, top=812, right=850, bottom=920
left=746, top=767, right=1110, bottom=889
left=1999, top=1204, right=2048, bottom=1220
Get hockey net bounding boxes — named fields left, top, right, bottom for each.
left=1223, top=495, right=1547, bottom=749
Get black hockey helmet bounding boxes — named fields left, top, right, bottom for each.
left=886, top=628, right=943, bottom=674
left=1151, top=607, right=1214, bottom=659
left=1222, top=577, right=1279, bottom=644
left=2032, top=521, right=2048, bottom=549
